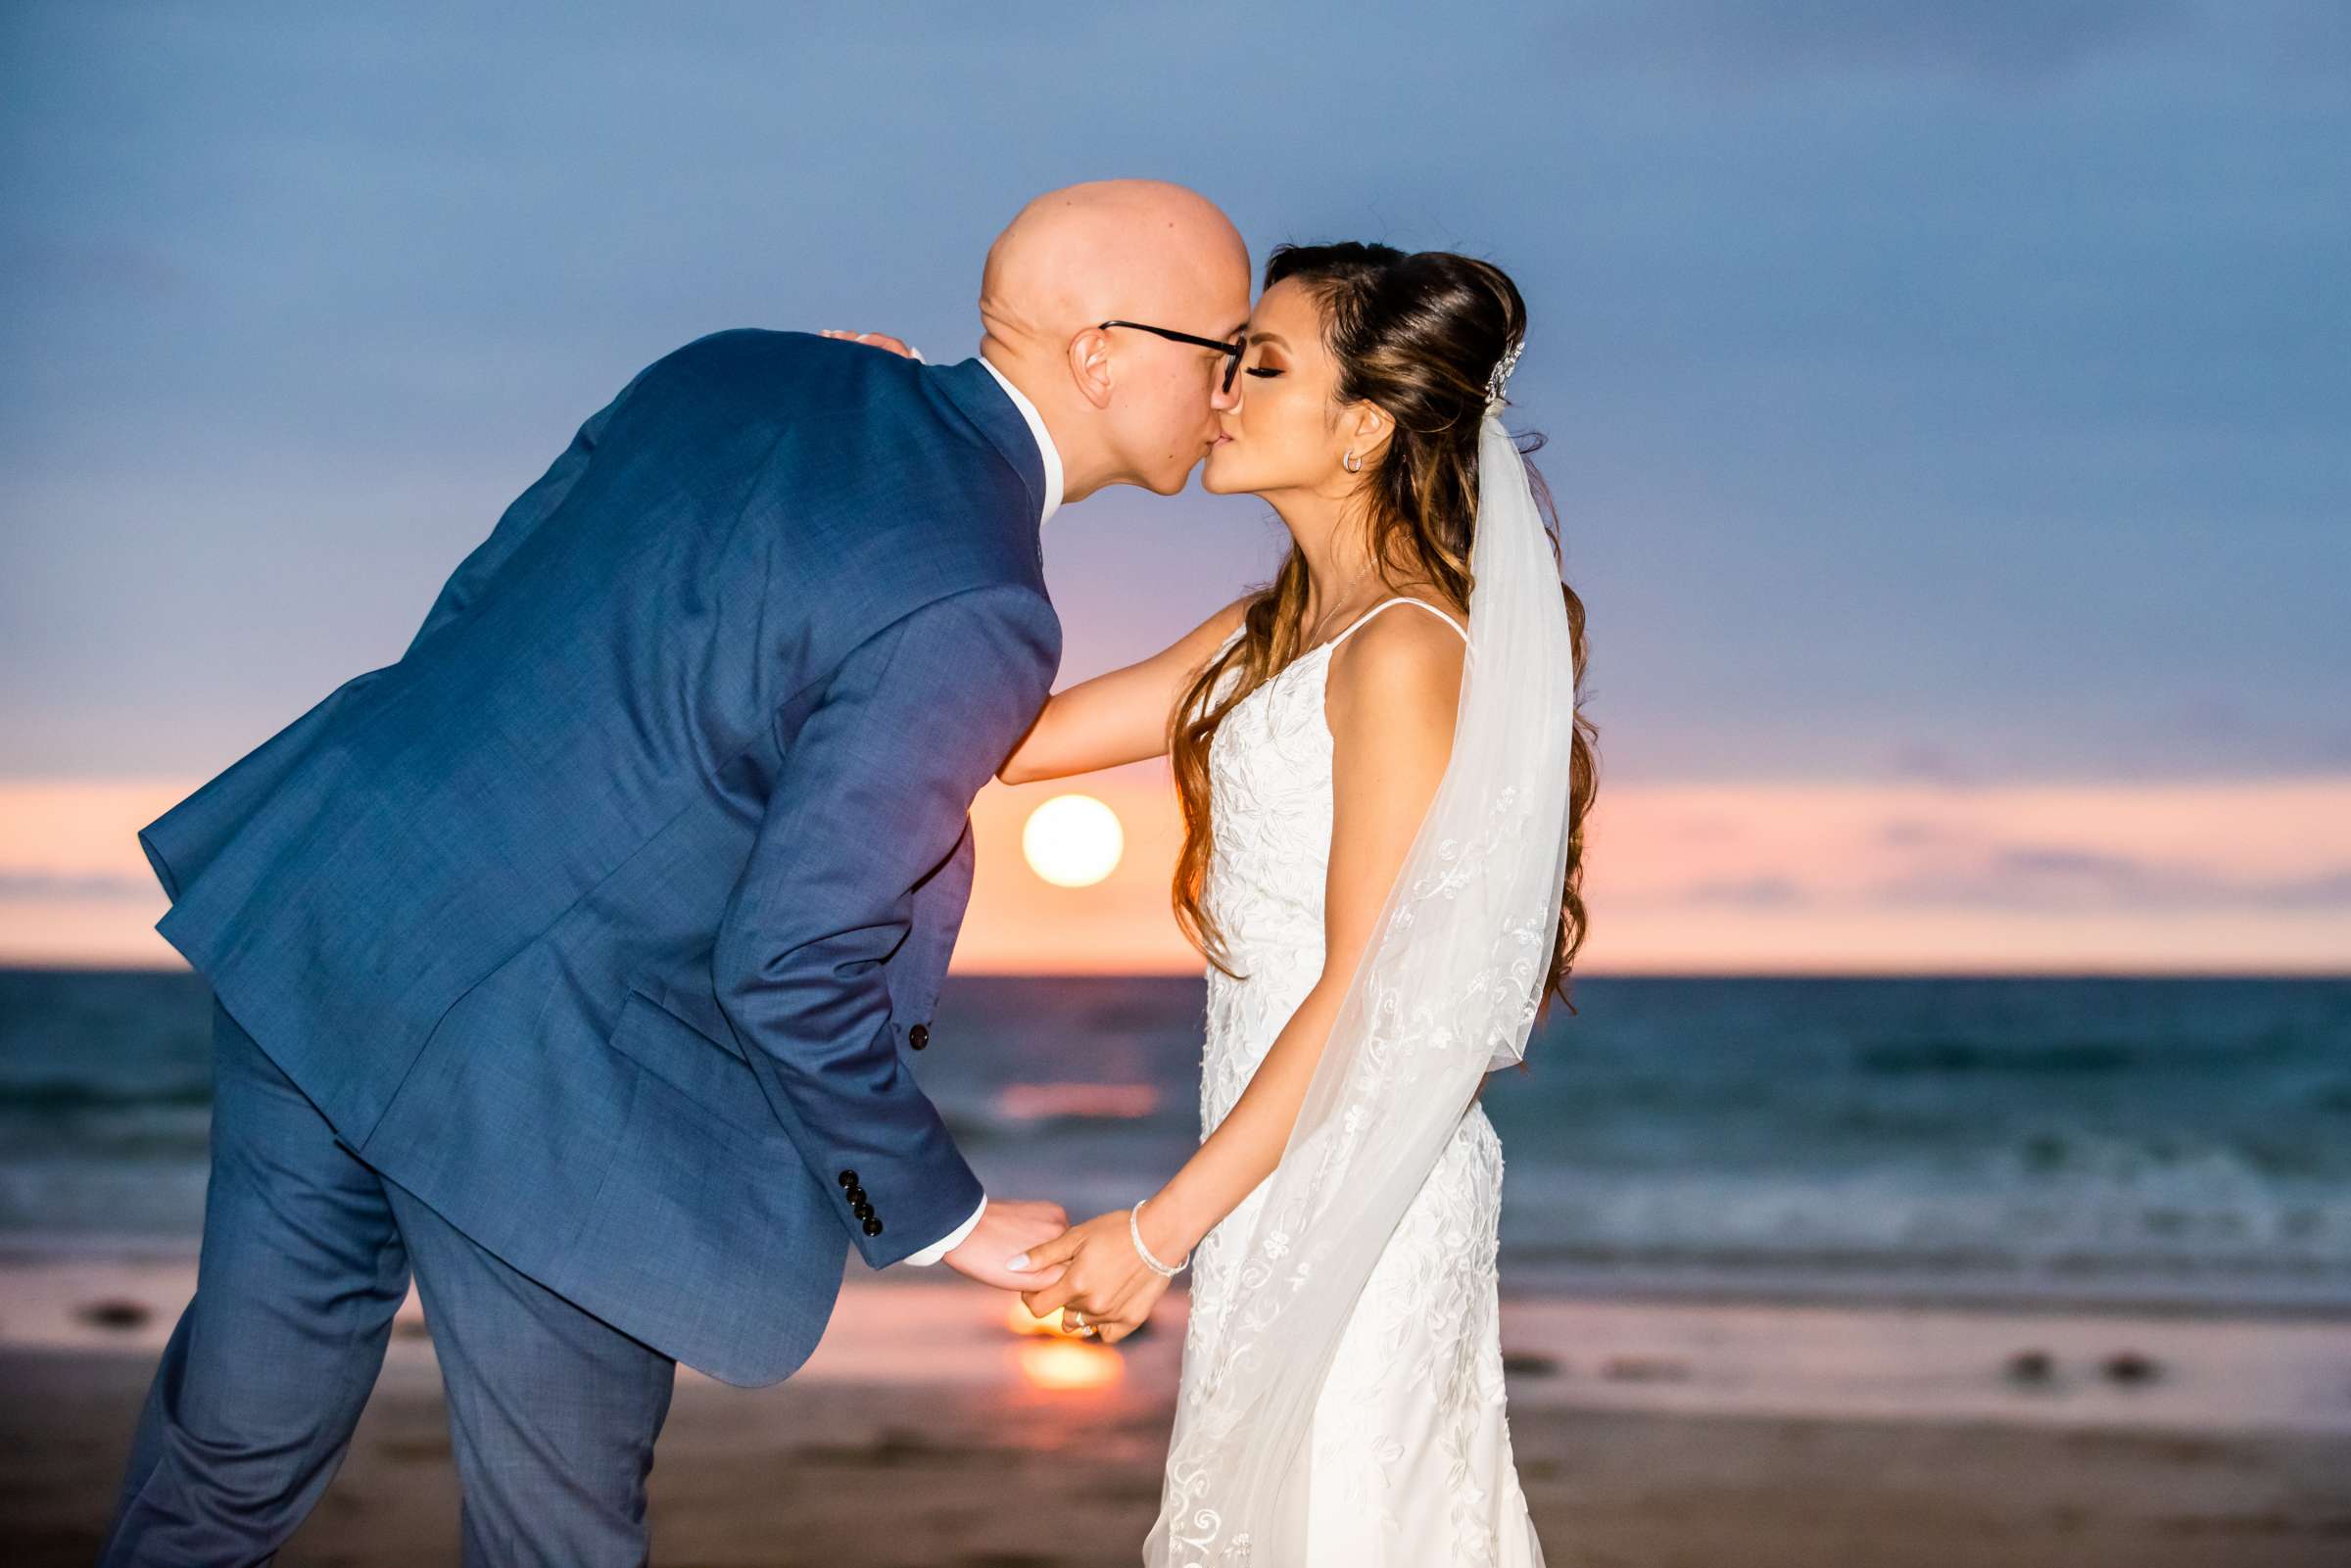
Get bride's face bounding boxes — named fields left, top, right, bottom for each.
left=1201, top=278, right=1363, bottom=499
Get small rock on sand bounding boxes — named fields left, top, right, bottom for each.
left=73, top=1299, right=152, bottom=1331
left=1602, top=1354, right=1691, bottom=1382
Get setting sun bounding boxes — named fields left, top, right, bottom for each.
left=1020, top=793, right=1125, bottom=888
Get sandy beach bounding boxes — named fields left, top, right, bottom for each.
left=5, top=1255, right=2347, bottom=1566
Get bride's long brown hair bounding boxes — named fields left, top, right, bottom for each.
left=1168, top=242, right=1599, bottom=1022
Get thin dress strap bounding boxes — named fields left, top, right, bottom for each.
left=1319, top=595, right=1469, bottom=651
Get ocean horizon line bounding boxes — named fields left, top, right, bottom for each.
left=5, top=961, right=2346, bottom=981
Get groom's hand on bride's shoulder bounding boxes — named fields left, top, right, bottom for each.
left=818, top=329, right=919, bottom=359
left=941, top=1197, right=1070, bottom=1292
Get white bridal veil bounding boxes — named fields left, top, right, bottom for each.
left=1143, top=366, right=1579, bottom=1564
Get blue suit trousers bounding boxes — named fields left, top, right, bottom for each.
left=99, top=996, right=679, bottom=1566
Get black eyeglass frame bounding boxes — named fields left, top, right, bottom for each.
left=1098, top=319, right=1246, bottom=393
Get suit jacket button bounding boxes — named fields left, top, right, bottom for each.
left=907, top=1023, right=930, bottom=1051
left=838, top=1169, right=858, bottom=1189
left=853, top=1202, right=874, bottom=1220
left=862, top=1216, right=884, bottom=1237
left=845, top=1185, right=867, bottom=1206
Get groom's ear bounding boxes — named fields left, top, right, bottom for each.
left=1067, top=326, right=1116, bottom=408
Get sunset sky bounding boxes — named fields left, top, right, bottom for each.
left=3, top=3, right=2345, bottom=974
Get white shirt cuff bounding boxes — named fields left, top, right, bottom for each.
left=901, top=1192, right=984, bottom=1265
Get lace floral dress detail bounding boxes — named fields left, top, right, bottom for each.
left=1167, top=601, right=1546, bottom=1566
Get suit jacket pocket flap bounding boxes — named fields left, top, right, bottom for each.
left=605, top=987, right=789, bottom=1144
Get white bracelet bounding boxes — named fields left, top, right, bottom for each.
left=1129, top=1197, right=1190, bottom=1277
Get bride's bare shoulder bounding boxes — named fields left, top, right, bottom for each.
left=1323, top=593, right=1467, bottom=752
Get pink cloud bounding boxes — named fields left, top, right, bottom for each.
left=6, top=774, right=2346, bottom=974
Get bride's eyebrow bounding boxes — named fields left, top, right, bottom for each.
left=1246, top=330, right=1289, bottom=349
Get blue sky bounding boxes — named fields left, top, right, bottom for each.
left=3, top=0, right=2345, bottom=792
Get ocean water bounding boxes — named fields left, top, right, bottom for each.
left=4, top=969, right=2348, bottom=1311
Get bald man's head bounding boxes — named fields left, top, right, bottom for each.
left=982, top=179, right=1247, bottom=349
left=979, top=180, right=1252, bottom=499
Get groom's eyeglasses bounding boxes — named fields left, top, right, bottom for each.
left=1098, top=320, right=1246, bottom=395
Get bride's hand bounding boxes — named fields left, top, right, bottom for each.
left=1086, top=1268, right=1171, bottom=1347
left=818, top=329, right=919, bottom=358
left=1013, top=1209, right=1177, bottom=1345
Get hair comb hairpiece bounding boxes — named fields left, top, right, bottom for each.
left=1484, top=336, right=1524, bottom=412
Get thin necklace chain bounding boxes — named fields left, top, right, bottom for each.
left=1302, top=553, right=1382, bottom=650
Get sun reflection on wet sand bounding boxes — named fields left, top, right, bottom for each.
left=1017, top=1338, right=1125, bottom=1391
left=1005, top=1299, right=1127, bottom=1390
left=996, top=1082, right=1161, bottom=1120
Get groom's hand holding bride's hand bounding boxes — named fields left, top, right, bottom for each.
left=1008, top=1208, right=1184, bottom=1347
left=941, top=1198, right=1071, bottom=1292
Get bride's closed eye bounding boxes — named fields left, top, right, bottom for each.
left=1239, top=342, right=1284, bottom=381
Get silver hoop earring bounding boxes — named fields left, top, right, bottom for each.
left=1341, top=449, right=1362, bottom=473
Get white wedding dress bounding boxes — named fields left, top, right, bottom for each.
left=1168, top=597, right=1547, bottom=1566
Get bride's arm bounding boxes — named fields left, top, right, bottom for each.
left=997, top=599, right=1250, bottom=784
left=1011, top=607, right=1467, bottom=1340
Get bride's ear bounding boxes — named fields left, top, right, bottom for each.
left=1345, top=401, right=1395, bottom=465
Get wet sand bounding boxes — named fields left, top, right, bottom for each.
left=5, top=1259, right=2348, bottom=1566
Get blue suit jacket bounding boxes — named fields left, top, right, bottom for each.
left=139, top=330, right=1061, bottom=1386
